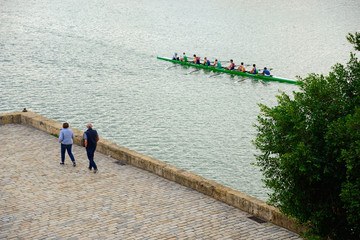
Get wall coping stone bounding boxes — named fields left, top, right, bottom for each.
left=0, top=111, right=305, bottom=234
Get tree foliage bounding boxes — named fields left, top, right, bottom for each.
left=253, top=32, right=360, bottom=240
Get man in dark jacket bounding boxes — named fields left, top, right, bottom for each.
left=84, top=123, right=99, bottom=173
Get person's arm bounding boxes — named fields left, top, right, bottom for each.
left=59, top=130, right=63, bottom=143
left=83, top=133, right=87, bottom=147
left=97, top=136, right=100, bottom=142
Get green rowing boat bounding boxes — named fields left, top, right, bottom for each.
left=157, top=56, right=299, bottom=84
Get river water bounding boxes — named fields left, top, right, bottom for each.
left=1, top=0, right=359, bottom=200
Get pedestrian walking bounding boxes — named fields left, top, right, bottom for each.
left=83, top=123, right=99, bottom=173
left=59, top=122, right=76, bottom=166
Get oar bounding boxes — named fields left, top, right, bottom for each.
left=258, top=68, right=273, bottom=71
left=217, top=60, right=251, bottom=66
left=210, top=73, right=222, bottom=78
left=166, top=65, right=177, bottom=69
left=187, top=69, right=201, bottom=74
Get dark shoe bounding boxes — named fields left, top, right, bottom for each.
left=93, top=169, right=98, bottom=174
left=88, top=167, right=92, bottom=171
left=60, top=162, right=64, bottom=165
left=73, top=162, right=76, bottom=167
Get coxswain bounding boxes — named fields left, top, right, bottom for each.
left=172, top=53, right=179, bottom=60
left=180, top=52, right=187, bottom=62
left=193, top=54, right=200, bottom=64
left=213, top=59, right=222, bottom=69
left=262, top=67, right=271, bottom=76
left=237, top=62, right=246, bottom=72
left=203, top=57, right=211, bottom=66
left=249, top=64, right=258, bottom=74
left=225, top=59, right=235, bottom=70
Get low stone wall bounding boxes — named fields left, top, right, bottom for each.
left=0, top=111, right=305, bottom=233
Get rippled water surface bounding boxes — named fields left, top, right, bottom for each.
left=1, top=0, right=359, bottom=200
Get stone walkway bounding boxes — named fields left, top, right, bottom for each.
left=0, top=124, right=302, bottom=239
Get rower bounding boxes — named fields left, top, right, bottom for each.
left=172, top=53, right=179, bottom=60
left=203, top=57, right=211, bottom=66
left=193, top=54, right=200, bottom=64
left=262, top=67, right=271, bottom=76
left=249, top=64, right=258, bottom=74
left=237, top=62, right=246, bottom=72
left=213, top=59, right=222, bottom=69
left=180, top=52, right=187, bottom=62
left=225, top=59, right=235, bottom=70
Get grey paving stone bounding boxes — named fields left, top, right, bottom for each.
left=0, top=124, right=302, bottom=239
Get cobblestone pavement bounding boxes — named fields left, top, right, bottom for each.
left=0, top=124, right=302, bottom=239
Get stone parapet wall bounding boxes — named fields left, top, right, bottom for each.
left=0, top=111, right=305, bottom=234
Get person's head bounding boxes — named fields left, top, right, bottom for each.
left=230, top=59, right=233, bottom=62
left=204, top=57, right=207, bottom=60
left=241, top=62, right=244, bottom=65
left=215, top=59, right=218, bottom=62
left=63, top=123, right=69, bottom=128
left=193, top=54, right=196, bottom=57
left=86, top=123, right=93, bottom=129
left=253, top=64, right=256, bottom=67
left=183, top=52, right=186, bottom=55
left=264, top=67, right=267, bottom=70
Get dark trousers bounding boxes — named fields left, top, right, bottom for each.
left=86, top=146, right=97, bottom=170
left=61, top=144, right=75, bottom=163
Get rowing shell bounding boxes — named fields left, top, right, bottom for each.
left=157, top=56, right=299, bottom=85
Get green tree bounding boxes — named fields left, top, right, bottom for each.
left=253, top=32, right=360, bottom=240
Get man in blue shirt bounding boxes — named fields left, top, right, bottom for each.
left=262, top=67, right=271, bottom=76
left=250, top=64, right=258, bottom=74
left=84, top=123, right=100, bottom=173
left=59, top=122, right=76, bottom=166
left=203, top=57, right=211, bottom=66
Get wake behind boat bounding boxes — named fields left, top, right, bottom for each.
left=157, top=56, right=299, bottom=85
